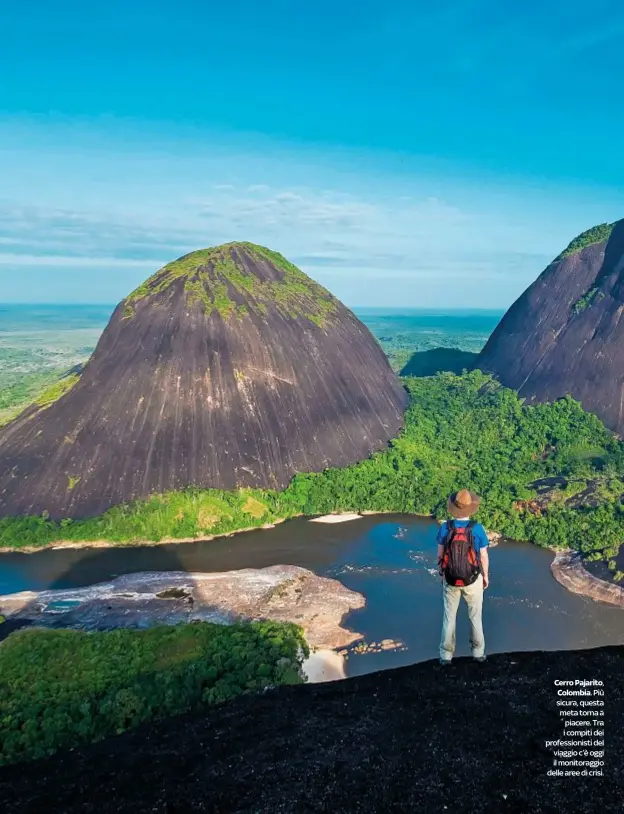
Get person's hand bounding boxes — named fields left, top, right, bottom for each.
left=483, top=574, right=489, bottom=590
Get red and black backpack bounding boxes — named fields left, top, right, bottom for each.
left=439, top=520, right=482, bottom=586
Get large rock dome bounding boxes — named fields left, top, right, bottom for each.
left=477, top=219, right=624, bottom=432
left=0, top=242, right=408, bottom=519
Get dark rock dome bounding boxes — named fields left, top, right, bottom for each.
left=477, top=219, right=624, bottom=433
left=0, top=242, right=408, bottom=519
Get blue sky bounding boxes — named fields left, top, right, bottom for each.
left=1, top=1, right=623, bottom=307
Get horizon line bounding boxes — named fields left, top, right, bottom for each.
left=0, top=302, right=507, bottom=313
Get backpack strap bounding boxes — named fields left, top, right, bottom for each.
left=438, top=520, right=454, bottom=572
left=466, top=520, right=482, bottom=569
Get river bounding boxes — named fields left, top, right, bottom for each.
left=1, top=515, right=622, bottom=676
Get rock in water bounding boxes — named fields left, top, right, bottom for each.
left=477, top=219, right=624, bottom=431
left=0, top=243, right=407, bottom=519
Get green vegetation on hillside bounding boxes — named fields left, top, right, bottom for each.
left=572, top=286, right=603, bottom=315
left=556, top=222, right=617, bottom=261
left=1, top=371, right=622, bottom=571
left=0, top=620, right=308, bottom=766
left=122, top=242, right=341, bottom=327
left=0, top=370, right=59, bottom=426
left=0, top=371, right=81, bottom=427
left=31, top=372, right=80, bottom=408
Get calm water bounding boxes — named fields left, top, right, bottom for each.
left=1, top=515, right=622, bottom=676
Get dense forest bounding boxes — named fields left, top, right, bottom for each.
left=1, top=370, right=622, bottom=578
left=0, top=620, right=307, bottom=766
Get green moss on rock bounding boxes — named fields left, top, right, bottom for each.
left=0, top=373, right=82, bottom=428
left=556, top=222, right=617, bottom=261
left=572, top=287, right=605, bottom=315
left=122, top=242, right=340, bottom=327
left=33, top=374, right=80, bottom=408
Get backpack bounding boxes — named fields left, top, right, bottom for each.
left=439, top=520, right=481, bottom=587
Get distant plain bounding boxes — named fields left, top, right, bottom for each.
left=0, top=304, right=504, bottom=399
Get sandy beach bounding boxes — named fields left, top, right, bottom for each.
left=310, top=513, right=363, bottom=524
left=302, top=649, right=347, bottom=682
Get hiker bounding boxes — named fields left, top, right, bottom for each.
left=437, top=489, right=490, bottom=666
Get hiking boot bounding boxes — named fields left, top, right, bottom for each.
left=439, top=659, right=452, bottom=666
left=473, top=655, right=487, bottom=663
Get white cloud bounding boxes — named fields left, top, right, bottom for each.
left=0, top=184, right=565, bottom=309
left=0, top=253, right=155, bottom=268
left=0, top=186, right=471, bottom=264
left=0, top=118, right=620, bottom=307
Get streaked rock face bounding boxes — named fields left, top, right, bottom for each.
left=477, top=220, right=624, bottom=433
left=0, top=243, right=407, bottom=519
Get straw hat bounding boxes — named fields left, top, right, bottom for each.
left=447, top=489, right=481, bottom=518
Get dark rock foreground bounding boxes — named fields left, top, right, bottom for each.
left=478, top=219, right=624, bottom=434
left=1, top=646, right=622, bottom=813
left=0, top=243, right=407, bottom=518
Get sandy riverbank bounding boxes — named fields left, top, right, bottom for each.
left=302, top=649, right=347, bottom=682
left=310, top=513, right=362, bottom=524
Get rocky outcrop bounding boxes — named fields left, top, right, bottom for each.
left=486, top=530, right=501, bottom=547
left=0, top=565, right=365, bottom=650
left=1, top=645, right=621, bottom=812
left=550, top=551, right=624, bottom=608
left=0, top=242, right=407, bottom=519
left=477, top=219, right=624, bottom=433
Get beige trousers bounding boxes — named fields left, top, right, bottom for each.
left=439, top=573, right=485, bottom=661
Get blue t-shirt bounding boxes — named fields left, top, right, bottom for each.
left=436, top=520, right=489, bottom=552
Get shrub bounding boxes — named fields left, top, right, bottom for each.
left=556, top=222, right=616, bottom=260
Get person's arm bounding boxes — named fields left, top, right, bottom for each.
left=436, top=523, right=446, bottom=575
left=480, top=547, right=489, bottom=588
